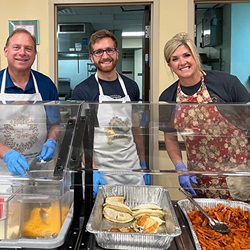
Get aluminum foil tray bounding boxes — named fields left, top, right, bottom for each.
left=86, top=185, right=182, bottom=250
left=177, top=198, right=250, bottom=250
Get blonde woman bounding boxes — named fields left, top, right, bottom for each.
left=159, top=32, right=250, bottom=200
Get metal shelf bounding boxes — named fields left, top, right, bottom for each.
left=58, top=52, right=89, bottom=59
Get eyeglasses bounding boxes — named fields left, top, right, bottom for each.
left=92, top=48, right=117, bottom=57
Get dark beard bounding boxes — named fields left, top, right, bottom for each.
left=95, top=59, right=117, bottom=73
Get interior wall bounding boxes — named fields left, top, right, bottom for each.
left=0, top=0, right=194, bottom=98
left=0, top=0, right=52, bottom=78
left=231, top=3, right=250, bottom=90
left=158, top=0, right=194, bottom=97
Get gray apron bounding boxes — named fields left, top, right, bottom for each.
left=93, top=72, right=144, bottom=185
left=0, top=69, right=47, bottom=176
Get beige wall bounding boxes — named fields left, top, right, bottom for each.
left=0, top=0, right=194, bottom=97
left=0, top=0, right=52, bottom=77
left=158, top=0, right=194, bottom=97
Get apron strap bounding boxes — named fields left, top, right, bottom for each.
left=1, top=69, right=40, bottom=104
left=1, top=69, right=39, bottom=94
left=31, top=71, right=39, bottom=94
left=95, top=72, right=129, bottom=101
left=1, top=69, right=7, bottom=94
left=95, top=73, right=104, bottom=96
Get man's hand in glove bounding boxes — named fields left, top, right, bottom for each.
left=93, top=171, right=106, bottom=198
left=176, top=162, right=197, bottom=196
left=4, top=149, right=29, bottom=175
left=37, top=138, right=56, bottom=161
left=140, top=161, right=151, bottom=185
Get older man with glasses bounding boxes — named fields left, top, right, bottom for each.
left=72, top=29, right=150, bottom=198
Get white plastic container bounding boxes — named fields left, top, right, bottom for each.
left=0, top=171, right=74, bottom=249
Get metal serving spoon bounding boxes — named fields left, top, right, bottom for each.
left=179, top=187, right=230, bottom=234
left=33, top=187, right=49, bottom=222
left=25, top=170, right=49, bottom=222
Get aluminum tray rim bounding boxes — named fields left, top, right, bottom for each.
left=177, top=198, right=250, bottom=250
left=86, top=185, right=182, bottom=250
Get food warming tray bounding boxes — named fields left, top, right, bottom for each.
left=86, top=185, right=182, bottom=250
left=177, top=198, right=250, bottom=250
left=0, top=170, right=74, bottom=249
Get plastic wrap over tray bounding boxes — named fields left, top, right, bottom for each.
left=86, top=185, right=182, bottom=250
left=177, top=198, right=250, bottom=250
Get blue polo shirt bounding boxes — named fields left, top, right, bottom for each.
left=0, top=68, right=59, bottom=101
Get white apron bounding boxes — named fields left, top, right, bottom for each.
left=93, top=73, right=144, bottom=185
left=0, top=69, right=47, bottom=175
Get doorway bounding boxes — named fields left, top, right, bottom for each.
left=195, top=2, right=250, bottom=90
left=56, top=5, right=150, bottom=101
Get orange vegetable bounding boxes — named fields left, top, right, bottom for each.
left=188, top=203, right=250, bottom=250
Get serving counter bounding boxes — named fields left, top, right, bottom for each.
left=0, top=102, right=249, bottom=249
left=80, top=201, right=196, bottom=250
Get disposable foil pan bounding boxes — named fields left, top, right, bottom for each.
left=86, top=185, right=182, bottom=250
left=177, top=199, right=250, bottom=250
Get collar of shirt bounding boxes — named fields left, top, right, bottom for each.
left=5, top=70, right=34, bottom=93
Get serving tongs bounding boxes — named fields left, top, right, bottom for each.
left=179, top=187, right=230, bottom=234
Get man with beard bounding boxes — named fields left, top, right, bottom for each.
left=72, top=29, right=149, bottom=197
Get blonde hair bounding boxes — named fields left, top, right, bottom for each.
left=164, top=32, right=203, bottom=73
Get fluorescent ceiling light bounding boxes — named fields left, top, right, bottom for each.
left=122, top=31, right=144, bottom=37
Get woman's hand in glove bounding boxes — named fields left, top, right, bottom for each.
left=176, top=162, right=197, bottom=196
left=3, top=149, right=29, bottom=175
left=93, top=171, right=106, bottom=198
left=140, top=161, right=151, bottom=185
left=37, top=138, right=56, bottom=161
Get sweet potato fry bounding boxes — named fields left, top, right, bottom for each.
left=188, top=203, right=250, bottom=250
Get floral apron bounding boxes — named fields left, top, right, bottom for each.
left=174, top=79, right=249, bottom=199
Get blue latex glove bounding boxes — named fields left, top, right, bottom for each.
left=3, top=149, right=29, bottom=175
left=37, top=138, right=56, bottom=161
left=140, top=161, right=151, bottom=185
left=176, top=162, right=197, bottom=196
left=93, top=171, right=106, bottom=198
